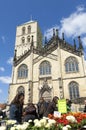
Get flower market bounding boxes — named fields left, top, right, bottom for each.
left=0, top=97, right=86, bottom=130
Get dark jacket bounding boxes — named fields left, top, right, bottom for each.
left=84, top=105, right=86, bottom=112
left=44, top=101, right=58, bottom=117
left=23, top=104, right=38, bottom=122
left=9, top=104, right=23, bottom=123
left=37, top=101, right=47, bottom=118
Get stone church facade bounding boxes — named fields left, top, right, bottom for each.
left=8, top=20, right=86, bottom=105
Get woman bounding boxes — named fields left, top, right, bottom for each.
left=9, top=93, right=24, bottom=123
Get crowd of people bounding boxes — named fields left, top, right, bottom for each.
left=9, top=93, right=59, bottom=124
left=1, top=93, right=85, bottom=124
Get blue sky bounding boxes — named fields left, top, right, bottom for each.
left=0, top=0, right=86, bottom=103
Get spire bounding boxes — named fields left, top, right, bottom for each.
left=56, top=29, right=58, bottom=37
left=31, top=35, right=34, bottom=47
left=62, top=32, right=65, bottom=41
left=53, top=28, right=55, bottom=37
left=73, top=39, right=76, bottom=50
left=45, top=36, right=47, bottom=44
left=78, top=36, right=83, bottom=50
left=13, top=49, right=17, bottom=61
left=30, top=35, right=34, bottom=51
left=30, top=15, right=33, bottom=22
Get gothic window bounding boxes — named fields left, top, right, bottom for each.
left=28, top=26, right=31, bottom=34
left=27, top=36, right=30, bottom=42
left=39, top=61, right=51, bottom=75
left=22, top=27, right=25, bottom=35
left=69, top=81, right=79, bottom=99
left=21, top=37, right=25, bottom=43
left=17, top=86, right=25, bottom=94
left=65, top=57, right=79, bottom=73
left=18, top=64, right=28, bottom=78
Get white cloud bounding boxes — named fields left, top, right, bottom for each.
left=60, top=5, right=86, bottom=39
left=0, top=67, right=5, bottom=72
left=0, top=89, right=2, bottom=94
left=82, top=37, right=86, bottom=46
left=0, top=76, right=12, bottom=84
left=76, top=5, right=85, bottom=12
left=7, top=57, right=13, bottom=65
left=44, top=26, right=59, bottom=40
left=44, top=5, right=86, bottom=47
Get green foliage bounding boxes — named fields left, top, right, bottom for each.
left=81, top=119, right=86, bottom=126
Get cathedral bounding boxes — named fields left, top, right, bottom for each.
left=8, top=20, right=86, bottom=105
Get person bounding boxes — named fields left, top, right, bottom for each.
left=23, top=103, right=38, bottom=122
left=66, top=99, right=72, bottom=112
left=9, top=93, right=24, bottom=124
left=37, top=97, right=47, bottom=119
left=83, top=100, right=86, bottom=112
left=44, top=96, right=59, bottom=117
left=0, top=108, right=3, bottom=118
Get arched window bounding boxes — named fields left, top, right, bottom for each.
left=18, top=64, right=28, bottom=78
left=21, top=37, right=25, bottom=43
left=17, top=86, right=25, bottom=94
left=22, top=27, right=25, bottom=35
left=69, top=81, right=79, bottom=99
left=39, top=61, right=51, bottom=75
left=27, top=36, right=30, bottom=42
left=28, top=26, right=31, bottom=34
left=65, top=57, right=79, bottom=73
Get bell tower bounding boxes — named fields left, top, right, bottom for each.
left=15, top=20, right=42, bottom=60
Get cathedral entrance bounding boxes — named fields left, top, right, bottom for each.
left=42, top=91, right=52, bottom=102
left=39, top=79, right=52, bottom=102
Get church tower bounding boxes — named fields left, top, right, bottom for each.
left=8, top=20, right=42, bottom=104
left=15, top=20, right=42, bottom=59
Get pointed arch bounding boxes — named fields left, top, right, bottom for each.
left=22, top=27, right=25, bottom=35
left=69, top=81, right=80, bottom=99
left=18, top=64, right=28, bottom=78
left=27, top=35, right=30, bottom=42
left=40, top=84, right=52, bottom=101
left=21, top=37, right=25, bottom=43
left=28, top=25, right=31, bottom=34
left=39, top=60, right=51, bottom=75
left=65, top=56, right=79, bottom=73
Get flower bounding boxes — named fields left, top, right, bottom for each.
left=48, top=119, right=56, bottom=125
left=66, top=115, right=77, bottom=123
left=0, top=112, right=86, bottom=130
left=34, top=121, right=41, bottom=127
left=62, top=125, right=71, bottom=130
left=10, top=126, right=16, bottom=130
left=0, top=126, right=6, bottom=130
left=40, top=118, right=47, bottom=126
left=6, top=120, right=17, bottom=125
left=13, top=122, right=29, bottom=130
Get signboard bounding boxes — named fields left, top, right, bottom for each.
left=58, top=99, right=67, bottom=113
left=54, top=111, right=61, bottom=117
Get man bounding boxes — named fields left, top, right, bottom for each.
left=37, top=97, right=47, bottom=119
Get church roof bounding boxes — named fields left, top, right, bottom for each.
left=13, top=31, right=83, bottom=66
left=18, top=20, right=37, bottom=26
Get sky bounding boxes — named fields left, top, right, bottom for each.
left=0, top=0, right=86, bottom=103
